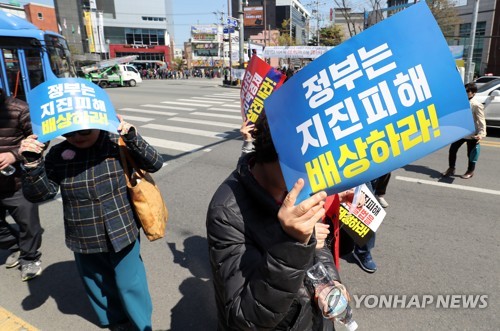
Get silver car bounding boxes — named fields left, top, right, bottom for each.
left=474, top=75, right=500, bottom=87
left=474, top=79, right=500, bottom=128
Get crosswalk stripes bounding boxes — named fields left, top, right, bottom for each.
left=120, top=115, right=155, bottom=122
left=141, top=123, right=231, bottom=139
left=117, top=91, right=243, bottom=157
left=191, top=112, right=242, bottom=120
left=220, top=104, right=240, bottom=108
left=161, top=101, right=211, bottom=107
left=191, top=97, right=232, bottom=102
left=202, top=95, right=236, bottom=100
left=140, top=135, right=207, bottom=152
left=141, top=104, right=194, bottom=111
left=205, top=107, right=240, bottom=113
left=177, top=98, right=224, bottom=104
left=120, top=108, right=178, bottom=116
left=167, top=117, right=240, bottom=129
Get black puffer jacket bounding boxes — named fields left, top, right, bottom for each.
left=0, top=96, right=33, bottom=196
left=207, top=153, right=339, bottom=331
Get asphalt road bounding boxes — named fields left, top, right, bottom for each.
left=0, top=78, right=498, bottom=330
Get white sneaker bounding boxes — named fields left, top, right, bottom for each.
left=376, top=196, right=389, bottom=208
left=5, top=250, right=20, bottom=268
left=21, top=260, right=42, bottom=281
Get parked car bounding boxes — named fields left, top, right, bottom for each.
left=474, top=75, right=500, bottom=87
left=473, top=79, right=500, bottom=128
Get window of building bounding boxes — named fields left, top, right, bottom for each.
left=459, top=21, right=486, bottom=73
left=37, top=12, right=43, bottom=20
left=116, top=52, right=165, bottom=61
left=141, top=16, right=166, bottom=22
left=125, top=28, right=166, bottom=46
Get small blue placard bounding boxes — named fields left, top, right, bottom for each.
left=27, top=78, right=120, bottom=143
left=264, top=2, right=474, bottom=203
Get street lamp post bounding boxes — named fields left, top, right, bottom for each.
left=465, top=0, right=480, bottom=83
left=228, top=0, right=233, bottom=82
left=238, top=1, right=246, bottom=68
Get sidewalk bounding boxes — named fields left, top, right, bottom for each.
left=0, top=306, right=39, bottom=331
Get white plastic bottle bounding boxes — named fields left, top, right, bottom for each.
left=306, top=262, right=358, bottom=331
left=0, top=165, right=15, bottom=176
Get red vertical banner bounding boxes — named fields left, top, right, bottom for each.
left=240, top=55, right=286, bottom=123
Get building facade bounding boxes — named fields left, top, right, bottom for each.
left=0, top=2, right=57, bottom=32
left=53, top=0, right=174, bottom=65
left=276, top=0, right=310, bottom=45
left=451, top=0, right=499, bottom=76
left=386, top=0, right=499, bottom=76
left=231, top=0, right=310, bottom=46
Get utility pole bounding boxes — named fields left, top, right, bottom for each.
left=465, top=0, right=480, bottom=83
left=214, top=11, right=225, bottom=70
left=263, top=0, right=267, bottom=47
left=227, top=0, right=233, bottom=82
left=308, top=0, right=326, bottom=46
left=238, top=1, right=246, bottom=68
left=316, top=4, right=319, bottom=46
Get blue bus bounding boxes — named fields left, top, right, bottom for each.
left=0, top=10, right=75, bottom=101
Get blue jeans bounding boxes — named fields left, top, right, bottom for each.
left=354, top=232, right=376, bottom=256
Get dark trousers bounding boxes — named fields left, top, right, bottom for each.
left=448, top=138, right=480, bottom=172
left=372, top=173, right=391, bottom=196
left=354, top=181, right=376, bottom=254
left=0, top=189, right=42, bottom=264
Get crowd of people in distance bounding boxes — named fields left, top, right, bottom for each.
left=138, top=67, right=222, bottom=80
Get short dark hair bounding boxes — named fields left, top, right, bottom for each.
left=465, top=82, right=478, bottom=94
left=251, top=112, right=279, bottom=164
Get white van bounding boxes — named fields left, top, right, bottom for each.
left=116, top=64, right=142, bottom=87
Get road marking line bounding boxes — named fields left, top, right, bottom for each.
left=140, top=135, right=207, bottom=152
left=0, top=306, right=39, bottom=331
left=177, top=98, right=224, bottom=104
left=396, top=175, right=500, bottom=196
left=192, top=97, right=231, bottom=102
left=481, top=141, right=500, bottom=147
left=120, top=115, right=154, bottom=122
left=141, top=123, right=230, bottom=138
left=141, top=104, right=195, bottom=111
left=161, top=101, right=210, bottom=107
left=119, top=108, right=178, bottom=116
left=191, top=112, right=242, bottom=120
left=207, top=107, right=240, bottom=113
left=204, top=95, right=237, bottom=99
left=168, top=117, right=240, bottom=129
left=221, top=104, right=241, bottom=108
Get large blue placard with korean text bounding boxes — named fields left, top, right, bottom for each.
left=27, top=78, right=119, bottom=143
left=264, top=2, right=474, bottom=203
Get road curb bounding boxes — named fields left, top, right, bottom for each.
left=0, top=306, right=39, bottom=331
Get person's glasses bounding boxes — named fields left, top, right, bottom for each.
left=62, top=129, right=92, bottom=138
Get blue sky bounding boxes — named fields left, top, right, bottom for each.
left=7, top=0, right=228, bottom=44
left=6, top=0, right=370, bottom=44
left=171, top=0, right=227, bottom=44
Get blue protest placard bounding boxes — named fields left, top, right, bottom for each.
left=27, top=78, right=119, bottom=143
left=264, top=2, right=474, bottom=203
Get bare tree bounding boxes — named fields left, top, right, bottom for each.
left=426, top=0, right=462, bottom=38
left=333, top=0, right=365, bottom=37
left=333, top=0, right=461, bottom=38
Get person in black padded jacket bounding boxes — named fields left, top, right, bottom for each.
left=207, top=113, right=354, bottom=330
